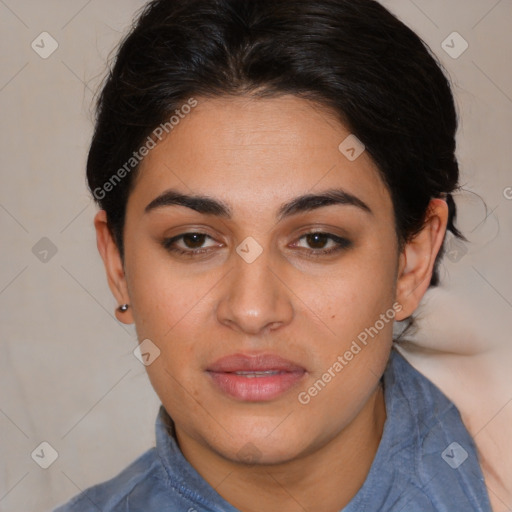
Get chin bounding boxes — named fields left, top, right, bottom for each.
left=207, top=423, right=309, bottom=466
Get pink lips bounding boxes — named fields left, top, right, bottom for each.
left=206, top=353, right=306, bottom=401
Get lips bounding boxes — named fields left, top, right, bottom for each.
left=207, top=353, right=306, bottom=373
left=206, top=353, right=306, bottom=401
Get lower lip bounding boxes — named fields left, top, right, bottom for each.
left=207, top=370, right=306, bottom=401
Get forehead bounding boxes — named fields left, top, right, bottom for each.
left=129, top=95, right=392, bottom=218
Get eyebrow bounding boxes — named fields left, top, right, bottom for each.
left=144, top=187, right=372, bottom=220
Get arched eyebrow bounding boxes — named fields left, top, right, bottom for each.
left=144, top=187, right=373, bottom=220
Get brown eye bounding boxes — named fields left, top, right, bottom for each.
left=181, top=233, right=208, bottom=249
left=162, top=232, right=219, bottom=256
left=294, top=232, right=351, bottom=256
left=304, top=233, right=330, bottom=249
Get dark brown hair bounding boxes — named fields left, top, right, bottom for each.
left=87, top=0, right=464, bottom=289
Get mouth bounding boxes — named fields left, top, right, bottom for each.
left=206, top=353, right=307, bottom=402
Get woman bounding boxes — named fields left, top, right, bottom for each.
left=54, top=0, right=493, bottom=510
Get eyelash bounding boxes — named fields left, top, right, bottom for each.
left=162, top=231, right=351, bottom=258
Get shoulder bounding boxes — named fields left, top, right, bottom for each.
left=53, top=447, right=170, bottom=511
left=377, top=347, right=492, bottom=511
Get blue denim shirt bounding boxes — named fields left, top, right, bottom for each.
left=54, top=348, right=493, bottom=511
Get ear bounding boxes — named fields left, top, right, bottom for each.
left=94, top=210, right=134, bottom=324
left=395, top=198, right=449, bottom=321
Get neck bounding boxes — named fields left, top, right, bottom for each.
left=175, top=383, right=386, bottom=512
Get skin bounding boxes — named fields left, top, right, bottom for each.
left=95, top=95, right=448, bottom=512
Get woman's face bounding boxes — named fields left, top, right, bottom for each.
left=110, top=95, right=408, bottom=463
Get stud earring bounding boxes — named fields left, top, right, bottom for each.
left=117, top=304, right=129, bottom=313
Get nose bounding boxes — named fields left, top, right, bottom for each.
left=215, top=248, right=294, bottom=336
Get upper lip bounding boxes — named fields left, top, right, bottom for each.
left=206, top=353, right=306, bottom=373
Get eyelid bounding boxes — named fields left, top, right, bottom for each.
left=292, top=232, right=347, bottom=248
left=162, top=229, right=351, bottom=258
left=162, top=231, right=221, bottom=251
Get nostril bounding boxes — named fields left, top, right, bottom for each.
left=267, top=322, right=282, bottom=331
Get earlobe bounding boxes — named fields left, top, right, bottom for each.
left=94, top=210, right=134, bottom=324
left=395, top=199, right=449, bottom=321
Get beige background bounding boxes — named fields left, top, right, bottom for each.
left=0, top=1, right=510, bottom=511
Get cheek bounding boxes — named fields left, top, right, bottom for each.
left=294, top=254, right=397, bottom=433
left=305, top=276, right=396, bottom=390
left=126, top=246, right=209, bottom=337
left=307, top=243, right=398, bottom=341
left=125, top=246, right=224, bottom=391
